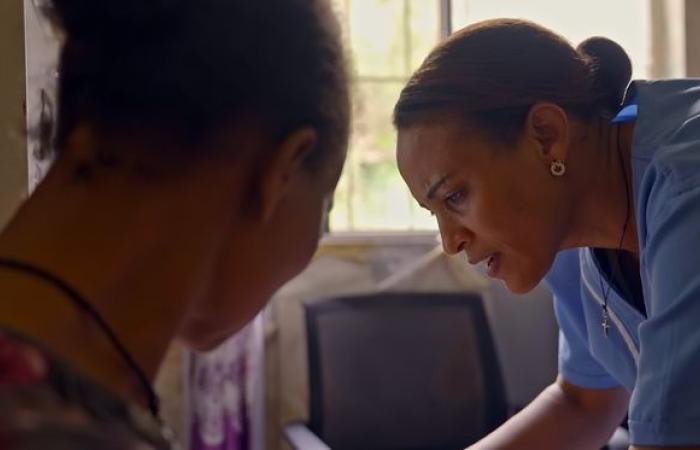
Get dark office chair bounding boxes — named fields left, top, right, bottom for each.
left=284, top=292, right=508, bottom=450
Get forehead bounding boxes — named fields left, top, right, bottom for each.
left=397, top=122, right=483, bottom=190
left=398, top=122, right=455, bottom=168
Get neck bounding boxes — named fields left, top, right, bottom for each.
left=0, top=154, right=240, bottom=408
left=566, top=120, right=638, bottom=255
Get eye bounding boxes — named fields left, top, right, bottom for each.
left=445, top=189, right=465, bottom=208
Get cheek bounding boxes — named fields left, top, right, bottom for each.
left=271, top=188, right=326, bottom=278
left=291, top=201, right=325, bottom=266
left=180, top=187, right=329, bottom=350
left=479, top=179, right=552, bottom=246
left=472, top=189, right=560, bottom=292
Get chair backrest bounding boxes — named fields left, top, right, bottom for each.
left=304, top=292, right=507, bottom=450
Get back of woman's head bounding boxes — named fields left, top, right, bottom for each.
left=41, top=0, right=350, bottom=169
left=393, top=19, right=632, bottom=142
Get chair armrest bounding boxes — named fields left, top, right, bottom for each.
left=283, top=422, right=331, bottom=450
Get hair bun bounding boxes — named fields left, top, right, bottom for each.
left=577, top=37, right=632, bottom=113
left=39, top=0, right=181, bottom=41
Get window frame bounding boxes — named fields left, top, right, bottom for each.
left=328, top=0, right=690, bottom=238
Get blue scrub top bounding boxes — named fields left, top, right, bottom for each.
left=545, top=79, right=700, bottom=447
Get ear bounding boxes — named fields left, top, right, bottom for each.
left=259, top=127, right=318, bottom=222
left=525, top=102, right=570, bottom=163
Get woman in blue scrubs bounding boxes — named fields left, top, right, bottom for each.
left=394, top=19, right=700, bottom=450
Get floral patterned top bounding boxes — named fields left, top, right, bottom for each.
left=0, top=328, right=174, bottom=449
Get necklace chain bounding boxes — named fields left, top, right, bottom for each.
left=0, top=258, right=160, bottom=417
left=598, top=124, right=632, bottom=337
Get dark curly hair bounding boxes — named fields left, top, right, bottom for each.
left=40, top=0, right=350, bottom=170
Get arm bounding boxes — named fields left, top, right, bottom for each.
left=632, top=447, right=700, bottom=450
left=482, top=248, right=630, bottom=450
left=626, top=169, right=700, bottom=447
left=468, top=376, right=629, bottom=450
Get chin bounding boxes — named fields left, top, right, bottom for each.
left=179, top=327, right=234, bottom=352
left=503, top=279, right=537, bottom=294
left=178, top=316, right=253, bottom=352
left=501, top=268, right=542, bottom=294
left=499, top=252, right=553, bottom=294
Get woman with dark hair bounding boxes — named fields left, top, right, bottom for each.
left=395, top=19, right=700, bottom=450
left=0, top=1, right=349, bottom=448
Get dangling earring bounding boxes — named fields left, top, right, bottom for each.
left=550, top=160, right=566, bottom=177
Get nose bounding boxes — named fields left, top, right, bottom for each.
left=437, top=216, right=474, bottom=256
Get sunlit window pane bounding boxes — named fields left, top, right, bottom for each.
left=347, top=0, right=407, bottom=77
left=330, top=0, right=441, bottom=232
left=451, top=0, right=651, bottom=79
left=408, top=0, right=442, bottom=71
left=330, top=81, right=436, bottom=231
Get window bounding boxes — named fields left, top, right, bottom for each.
left=329, top=0, right=445, bottom=232
left=329, top=0, right=674, bottom=233
left=450, top=0, right=652, bottom=79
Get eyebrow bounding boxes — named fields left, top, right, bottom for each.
left=426, top=175, right=450, bottom=200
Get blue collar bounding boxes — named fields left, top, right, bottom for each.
left=611, top=88, right=638, bottom=123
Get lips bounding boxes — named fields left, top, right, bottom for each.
left=468, top=252, right=500, bottom=277
left=468, top=253, right=495, bottom=266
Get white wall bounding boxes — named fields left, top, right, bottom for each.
left=0, top=1, right=28, bottom=227
left=686, top=0, right=700, bottom=76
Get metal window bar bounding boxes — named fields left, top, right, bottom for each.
left=440, top=0, right=452, bottom=38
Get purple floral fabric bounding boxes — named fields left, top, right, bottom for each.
left=188, top=318, right=263, bottom=450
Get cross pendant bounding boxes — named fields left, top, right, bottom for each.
left=601, top=309, right=610, bottom=337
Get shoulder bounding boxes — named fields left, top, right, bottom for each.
left=0, top=330, right=50, bottom=385
left=635, top=145, right=700, bottom=250
left=631, top=80, right=700, bottom=243
left=633, top=79, right=700, bottom=167
left=0, top=329, right=171, bottom=450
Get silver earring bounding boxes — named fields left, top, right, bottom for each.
left=550, top=160, right=566, bottom=177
